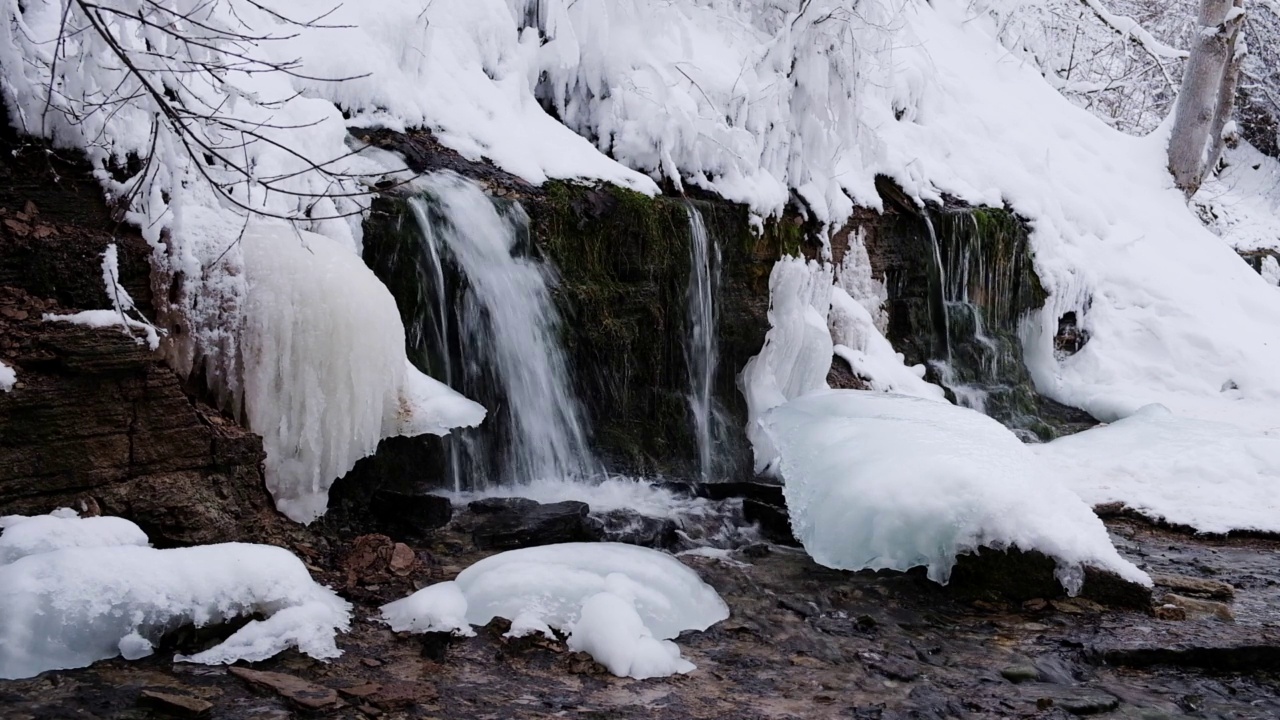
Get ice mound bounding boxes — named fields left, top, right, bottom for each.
left=241, top=221, right=485, bottom=523
left=1038, top=405, right=1280, bottom=535
left=0, top=513, right=350, bottom=680
left=0, top=360, right=12, bottom=392
left=381, top=543, right=728, bottom=679
left=761, top=390, right=1149, bottom=591
left=0, top=510, right=148, bottom=565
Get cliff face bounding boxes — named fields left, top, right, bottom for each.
left=0, top=133, right=282, bottom=546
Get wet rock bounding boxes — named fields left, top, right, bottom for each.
left=138, top=689, right=213, bottom=718
left=1026, top=684, right=1119, bottom=715
left=471, top=499, right=591, bottom=550
left=1001, top=665, right=1041, bottom=683
left=1094, top=625, right=1280, bottom=671
left=693, top=480, right=785, bottom=505
left=227, top=667, right=339, bottom=710
left=370, top=489, right=452, bottom=535
left=1160, top=593, right=1234, bottom=622
left=860, top=652, right=920, bottom=682
left=1154, top=604, right=1188, bottom=621
left=947, top=547, right=1152, bottom=609
left=584, top=508, right=679, bottom=548
left=343, top=534, right=422, bottom=587
left=742, top=498, right=797, bottom=546
left=468, top=497, right=539, bottom=515
left=1150, top=573, right=1234, bottom=600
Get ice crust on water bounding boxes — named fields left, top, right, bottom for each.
left=1038, top=405, right=1280, bottom=535
left=0, top=514, right=351, bottom=680
left=240, top=221, right=485, bottom=523
left=381, top=543, right=728, bottom=679
left=0, top=512, right=149, bottom=565
left=761, top=391, right=1149, bottom=589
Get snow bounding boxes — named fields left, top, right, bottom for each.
left=381, top=581, right=473, bottom=637
left=761, top=390, right=1150, bottom=590
left=829, top=287, right=946, bottom=401
left=382, top=543, right=728, bottom=678
left=0, top=514, right=350, bottom=680
left=1194, top=142, right=1280, bottom=254
left=1037, top=405, right=1280, bottom=535
left=566, top=591, right=696, bottom=680
left=42, top=310, right=160, bottom=350
left=0, top=512, right=149, bottom=565
left=0, top=360, right=13, bottom=392
left=240, top=220, right=485, bottom=523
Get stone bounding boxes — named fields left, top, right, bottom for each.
left=1024, top=684, right=1119, bottom=715
left=227, top=667, right=340, bottom=710
left=138, top=690, right=213, bottom=718
left=1150, top=573, right=1234, bottom=600
left=1161, top=593, right=1234, bottom=622
left=471, top=500, right=591, bottom=550
left=1154, top=604, right=1188, bottom=621
left=370, top=489, right=452, bottom=535
left=1000, top=665, right=1041, bottom=683
left=860, top=652, right=920, bottom=682
left=584, top=508, right=679, bottom=548
left=389, top=542, right=417, bottom=576
left=468, top=496, right=539, bottom=515
left=742, top=498, right=798, bottom=546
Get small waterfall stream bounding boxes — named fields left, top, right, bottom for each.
left=405, top=173, right=597, bottom=489
left=683, top=203, right=721, bottom=481
left=921, top=208, right=1050, bottom=438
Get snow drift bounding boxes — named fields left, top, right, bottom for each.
left=761, top=391, right=1149, bottom=590
left=0, top=513, right=350, bottom=680
left=382, top=543, right=728, bottom=679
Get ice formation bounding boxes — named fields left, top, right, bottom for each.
left=0, top=514, right=350, bottom=680
left=0, top=360, right=13, bottom=392
left=1038, top=405, right=1280, bottom=535
left=381, top=581, right=473, bottom=637
left=761, top=390, right=1150, bottom=590
left=0, top=512, right=148, bottom=565
left=381, top=543, right=728, bottom=679
left=829, top=287, right=946, bottom=401
left=240, top=221, right=485, bottom=523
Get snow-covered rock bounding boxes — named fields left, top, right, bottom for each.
left=381, top=543, right=728, bottom=679
left=1038, top=405, right=1280, bottom=535
left=0, top=529, right=350, bottom=680
left=761, top=390, right=1150, bottom=591
left=0, top=511, right=149, bottom=566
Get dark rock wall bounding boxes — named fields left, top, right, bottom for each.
left=0, top=134, right=283, bottom=546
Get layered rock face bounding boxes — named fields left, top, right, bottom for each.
left=0, top=134, right=281, bottom=547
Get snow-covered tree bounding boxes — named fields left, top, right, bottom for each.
left=1167, top=0, right=1247, bottom=197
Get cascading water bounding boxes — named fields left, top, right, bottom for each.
left=921, top=208, right=1052, bottom=438
left=404, top=173, right=597, bottom=489
left=683, top=203, right=722, bottom=481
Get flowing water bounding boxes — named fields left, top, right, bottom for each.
left=684, top=203, right=721, bottom=481
left=921, top=209, right=1050, bottom=438
left=405, top=173, right=597, bottom=489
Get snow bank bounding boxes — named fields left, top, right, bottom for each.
left=0, top=511, right=148, bottom=565
left=240, top=221, right=485, bottom=523
left=381, top=543, right=728, bottom=679
left=0, top=514, right=350, bottom=680
left=1037, top=405, right=1280, bottom=535
left=0, top=360, right=13, bottom=392
left=761, top=390, right=1149, bottom=590
left=1194, top=142, right=1280, bottom=255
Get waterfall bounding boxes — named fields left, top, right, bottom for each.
left=684, top=203, right=721, bottom=481
left=922, top=208, right=1047, bottom=435
left=406, top=173, right=597, bottom=489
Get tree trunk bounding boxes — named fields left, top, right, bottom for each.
left=1167, top=0, right=1246, bottom=198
